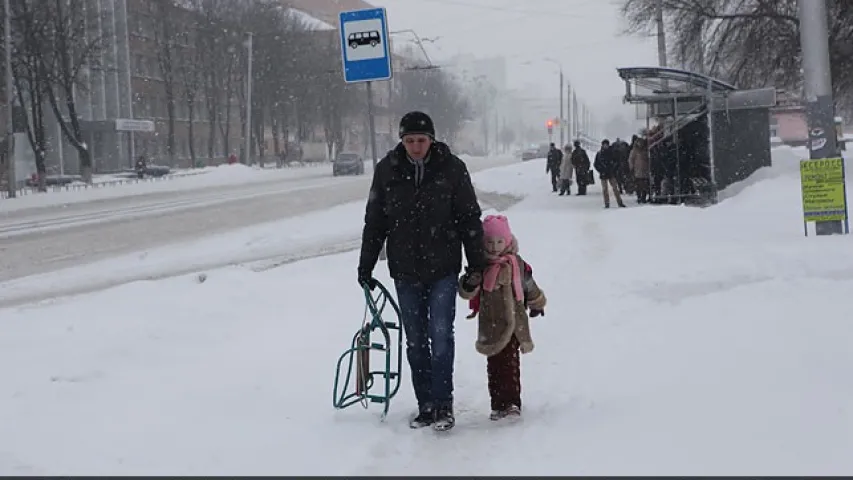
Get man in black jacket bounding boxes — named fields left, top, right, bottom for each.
left=594, top=139, right=626, bottom=208
left=358, top=111, right=486, bottom=432
left=545, top=143, right=563, bottom=192
left=571, top=140, right=591, bottom=195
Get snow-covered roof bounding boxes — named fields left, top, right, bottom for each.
left=286, top=8, right=336, bottom=31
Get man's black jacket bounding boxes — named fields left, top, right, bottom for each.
left=358, top=141, right=486, bottom=284
left=546, top=148, right=563, bottom=173
left=594, top=146, right=619, bottom=179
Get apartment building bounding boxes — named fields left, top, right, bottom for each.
left=11, top=0, right=389, bottom=176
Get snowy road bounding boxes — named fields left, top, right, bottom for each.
left=0, top=156, right=517, bottom=282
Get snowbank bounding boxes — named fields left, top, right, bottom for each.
left=0, top=163, right=337, bottom=212
left=0, top=154, right=503, bottom=213
left=1, top=155, right=852, bottom=475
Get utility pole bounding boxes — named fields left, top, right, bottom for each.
left=4, top=0, right=15, bottom=198
left=798, top=0, right=843, bottom=235
left=566, top=82, right=572, bottom=142
left=243, top=32, right=253, bottom=165
left=366, top=82, right=378, bottom=168
left=571, top=90, right=577, bottom=141
left=559, top=69, right=564, bottom=148
left=655, top=0, right=667, bottom=67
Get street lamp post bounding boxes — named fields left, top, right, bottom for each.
left=4, top=0, right=14, bottom=198
left=559, top=68, right=564, bottom=147
left=545, top=59, right=569, bottom=147
left=519, top=57, right=567, bottom=146
left=542, top=58, right=565, bottom=147
left=243, top=32, right=253, bottom=165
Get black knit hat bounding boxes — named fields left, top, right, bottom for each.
left=399, top=111, right=435, bottom=139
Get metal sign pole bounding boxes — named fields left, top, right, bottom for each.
left=798, top=0, right=844, bottom=235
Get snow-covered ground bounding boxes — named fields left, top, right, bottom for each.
left=2, top=147, right=852, bottom=475
left=0, top=201, right=369, bottom=305
left=0, top=162, right=342, bottom=212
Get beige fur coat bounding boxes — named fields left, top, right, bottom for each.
left=459, top=243, right=546, bottom=357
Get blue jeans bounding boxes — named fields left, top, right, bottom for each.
left=394, top=274, right=458, bottom=411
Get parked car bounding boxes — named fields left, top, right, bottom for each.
left=115, top=164, right=171, bottom=179
left=333, top=152, right=365, bottom=176
left=145, top=164, right=171, bottom=177
left=24, top=174, right=81, bottom=187
left=521, top=144, right=550, bottom=161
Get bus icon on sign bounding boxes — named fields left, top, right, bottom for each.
left=348, top=31, right=381, bottom=49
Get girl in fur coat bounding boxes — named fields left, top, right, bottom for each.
left=459, top=215, right=547, bottom=420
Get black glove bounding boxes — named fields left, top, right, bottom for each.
left=358, top=269, right=377, bottom=290
left=460, top=267, right=482, bottom=292
left=530, top=308, right=544, bottom=317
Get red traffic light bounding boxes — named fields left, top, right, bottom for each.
left=546, top=120, right=553, bottom=127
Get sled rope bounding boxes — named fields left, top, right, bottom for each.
left=357, top=300, right=370, bottom=410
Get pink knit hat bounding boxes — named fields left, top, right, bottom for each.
left=482, top=215, right=513, bottom=244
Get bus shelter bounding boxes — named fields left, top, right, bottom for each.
left=617, top=66, right=777, bottom=205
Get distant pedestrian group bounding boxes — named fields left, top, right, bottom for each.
left=546, top=134, right=653, bottom=208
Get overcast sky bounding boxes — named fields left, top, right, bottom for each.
left=376, top=0, right=659, bottom=125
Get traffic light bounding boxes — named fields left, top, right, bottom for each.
left=546, top=120, right=553, bottom=135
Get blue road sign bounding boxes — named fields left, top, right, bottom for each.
left=339, top=8, right=393, bottom=84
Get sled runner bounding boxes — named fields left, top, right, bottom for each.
left=332, top=280, right=403, bottom=419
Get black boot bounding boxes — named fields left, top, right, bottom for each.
left=409, top=407, right=434, bottom=429
left=432, top=406, right=455, bottom=431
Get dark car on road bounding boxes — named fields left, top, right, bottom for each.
left=333, top=152, right=365, bottom=176
left=521, top=143, right=550, bottom=161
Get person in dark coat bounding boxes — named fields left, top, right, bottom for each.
left=593, top=139, right=626, bottom=208
left=545, top=143, right=563, bottom=193
left=612, top=137, right=633, bottom=195
left=358, top=111, right=486, bottom=432
left=134, top=155, right=147, bottom=179
left=570, top=140, right=591, bottom=195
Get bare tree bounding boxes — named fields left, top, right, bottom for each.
left=40, top=0, right=105, bottom=183
left=238, top=1, right=304, bottom=166
left=302, top=31, right=361, bottom=159
left=393, top=66, right=472, bottom=146
left=151, top=0, right=179, bottom=166
left=192, top=0, right=226, bottom=161
left=187, top=0, right=244, bottom=161
left=174, top=19, right=204, bottom=167
left=620, top=0, right=853, bottom=114
left=390, top=48, right=473, bottom=147
left=9, top=0, right=50, bottom=190
left=186, top=0, right=312, bottom=165
left=215, top=30, right=241, bottom=159
left=498, top=125, right=516, bottom=153
left=260, top=13, right=308, bottom=165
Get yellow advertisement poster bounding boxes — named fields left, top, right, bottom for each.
left=800, top=158, right=848, bottom=223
